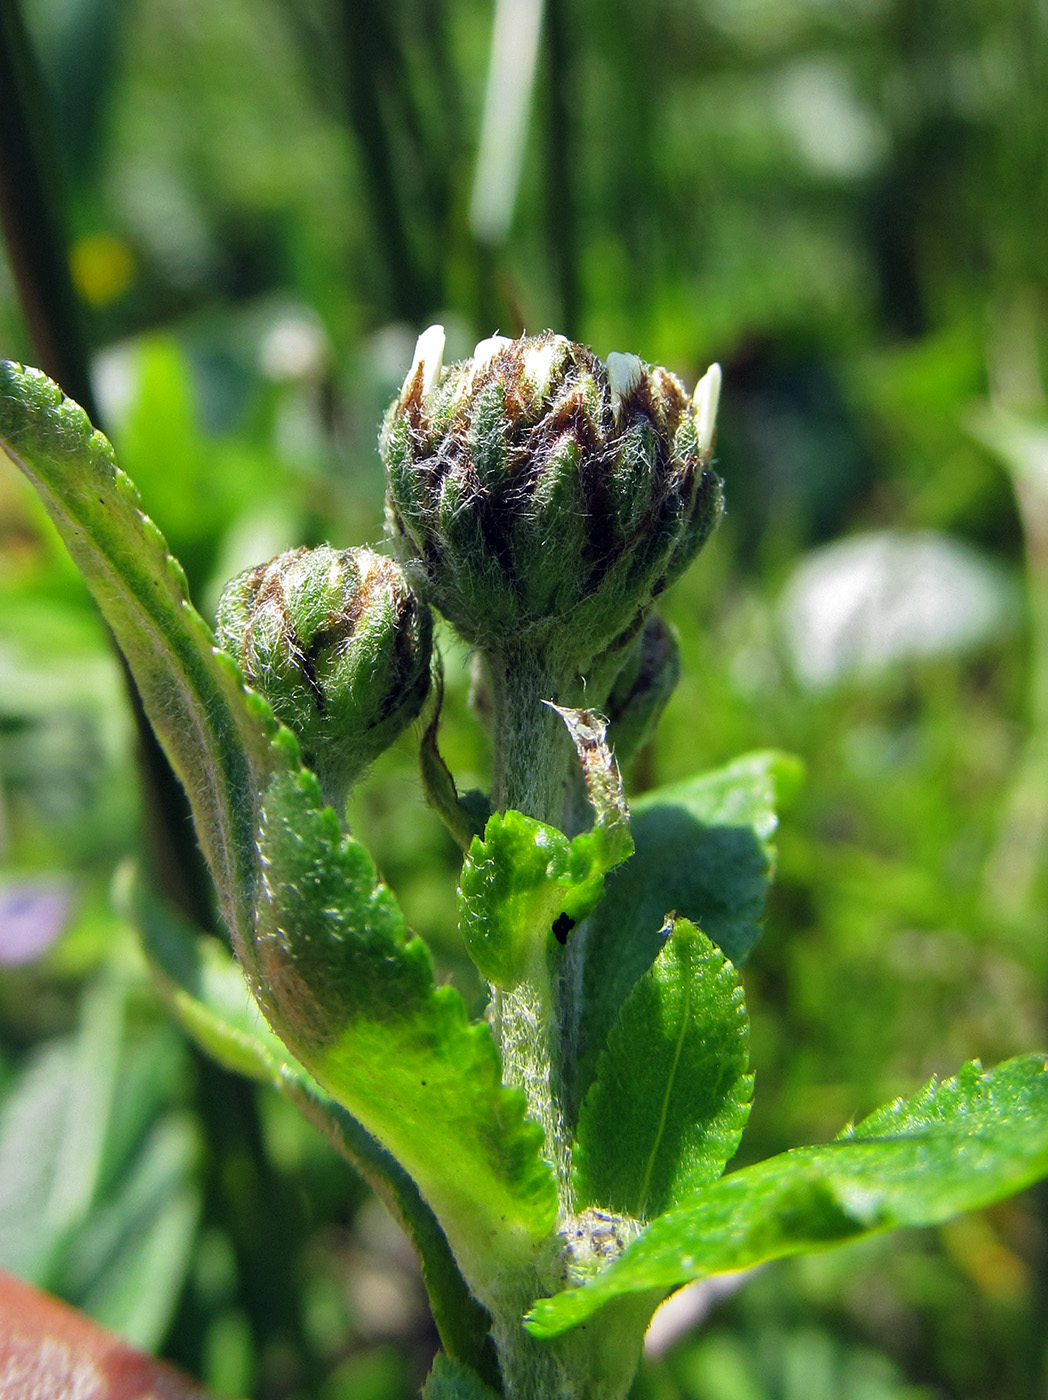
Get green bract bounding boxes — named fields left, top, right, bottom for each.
left=216, top=545, right=432, bottom=809
left=381, top=327, right=724, bottom=673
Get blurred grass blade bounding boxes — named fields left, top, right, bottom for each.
left=469, top=0, right=544, bottom=244
left=0, top=0, right=96, bottom=414
left=46, top=978, right=124, bottom=1235
left=338, top=0, right=428, bottom=317
left=66, top=1116, right=200, bottom=1351
left=543, top=0, right=578, bottom=333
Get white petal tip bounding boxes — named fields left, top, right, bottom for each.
left=408, top=324, right=446, bottom=397
left=693, top=363, right=722, bottom=453
left=521, top=341, right=560, bottom=393
left=471, top=334, right=513, bottom=372
left=606, top=352, right=644, bottom=406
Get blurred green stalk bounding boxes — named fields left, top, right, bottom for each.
left=0, top=0, right=213, bottom=929
left=0, top=0, right=97, bottom=417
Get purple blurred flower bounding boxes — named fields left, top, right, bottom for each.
left=0, top=881, right=71, bottom=965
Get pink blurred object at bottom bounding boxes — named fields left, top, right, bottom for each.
left=0, top=1270, right=212, bottom=1400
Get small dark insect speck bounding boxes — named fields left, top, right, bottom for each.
left=552, top=913, right=576, bottom=944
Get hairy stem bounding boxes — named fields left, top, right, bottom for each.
left=486, top=646, right=578, bottom=1213
left=488, top=646, right=575, bottom=827
left=492, top=975, right=574, bottom=1214
left=484, top=645, right=653, bottom=1399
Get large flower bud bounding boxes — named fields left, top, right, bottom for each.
left=381, top=327, right=723, bottom=675
left=216, top=546, right=432, bottom=809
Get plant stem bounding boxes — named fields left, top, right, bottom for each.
left=488, top=645, right=574, bottom=827
left=484, top=647, right=653, bottom=1400
left=487, top=645, right=578, bottom=1211
left=493, top=975, right=574, bottom=1213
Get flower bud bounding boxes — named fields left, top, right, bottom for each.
left=381, top=328, right=723, bottom=675
left=216, top=546, right=432, bottom=808
left=605, top=612, right=681, bottom=768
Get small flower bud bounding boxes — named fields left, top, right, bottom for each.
left=605, top=612, right=681, bottom=768
left=216, top=546, right=432, bottom=809
left=381, top=329, right=723, bottom=675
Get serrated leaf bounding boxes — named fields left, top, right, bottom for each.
left=526, top=1053, right=1048, bottom=1338
left=459, top=713, right=633, bottom=989
left=460, top=812, right=574, bottom=988
left=0, top=363, right=557, bottom=1309
left=574, top=919, right=752, bottom=1221
left=573, top=750, right=800, bottom=1112
left=252, top=763, right=558, bottom=1301
left=138, top=889, right=498, bottom=1381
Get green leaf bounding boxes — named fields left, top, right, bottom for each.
left=253, top=763, right=558, bottom=1304
left=459, top=710, right=633, bottom=989
left=0, top=363, right=557, bottom=1311
left=526, top=1054, right=1048, bottom=1338
left=459, top=811, right=576, bottom=988
left=0, top=978, right=126, bottom=1284
left=573, top=750, right=800, bottom=1112
left=137, top=890, right=499, bottom=1382
left=574, top=919, right=752, bottom=1221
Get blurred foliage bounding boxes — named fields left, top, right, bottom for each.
left=2, top=0, right=1048, bottom=1396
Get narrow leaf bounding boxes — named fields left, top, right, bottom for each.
left=419, top=664, right=489, bottom=851
left=574, top=751, right=800, bottom=1110
left=65, top=1117, right=200, bottom=1351
left=526, top=1054, right=1048, bottom=1338
left=574, top=919, right=752, bottom=1220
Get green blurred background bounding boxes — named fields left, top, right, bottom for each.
left=1, top=0, right=1048, bottom=1396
